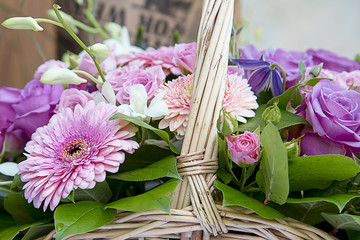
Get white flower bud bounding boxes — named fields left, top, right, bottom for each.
left=1, top=17, right=43, bottom=31
left=40, top=68, right=87, bottom=85
left=90, top=43, right=110, bottom=64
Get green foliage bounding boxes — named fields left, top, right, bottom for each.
left=237, top=105, right=308, bottom=132
left=109, top=155, right=180, bottom=181
left=322, top=213, right=360, bottom=231
left=54, top=201, right=116, bottom=240
left=0, top=221, right=47, bottom=240
left=72, top=181, right=112, bottom=203
left=288, top=155, right=360, bottom=191
left=258, top=122, right=289, bottom=204
left=110, top=113, right=179, bottom=154
left=107, top=179, right=180, bottom=214
left=215, top=180, right=285, bottom=219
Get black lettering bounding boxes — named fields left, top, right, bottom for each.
left=140, top=15, right=153, bottom=33
left=96, top=3, right=105, bottom=20
left=154, top=20, right=168, bottom=35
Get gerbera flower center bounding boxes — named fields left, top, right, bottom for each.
left=62, top=139, right=88, bottom=162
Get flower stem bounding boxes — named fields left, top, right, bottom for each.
left=35, top=18, right=64, bottom=28
left=84, top=0, right=110, bottom=40
left=52, top=4, right=106, bottom=83
left=270, top=63, right=287, bottom=93
left=72, top=70, right=103, bottom=85
left=0, top=135, right=7, bottom=163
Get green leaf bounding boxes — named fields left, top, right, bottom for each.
left=109, top=155, right=180, bottom=181
left=287, top=194, right=360, bottom=212
left=214, top=180, right=285, bottom=219
left=321, top=213, right=360, bottom=231
left=275, top=201, right=338, bottom=225
left=73, top=181, right=112, bottom=203
left=0, top=221, right=47, bottom=240
left=10, top=174, right=21, bottom=190
left=107, top=179, right=181, bottom=214
left=117, top=145, right=173, bottom=173
left=22, top=225, right=54, bottom=240
left=237, top=105, right=308, bottom=132
left=54, top=201, right=116, bottom=240
left=110, top=113, right=179, bottom=154
left=259, top=122, right=289, bottom=204
left=267, top=85, right=300, bottom=109
left=216, top=169, right=233, bottom=184
left=288, top=155, right=360, bottom=191
left=4, top=193, right=33, bottom=224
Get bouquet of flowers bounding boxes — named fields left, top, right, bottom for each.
left=1, top=1, right=360, bottom=240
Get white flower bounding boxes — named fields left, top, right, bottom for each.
left=90, top=43, right=110, bottom=64
left=0, top=162, right=18, bottom=177
left=1, top=17, right=43, bottom=31
left=40, top=68, right=87, bottom=85
left=118, top=84, right=169, bottom=121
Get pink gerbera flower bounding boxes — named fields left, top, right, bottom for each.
left=159, top=74, right=258, bottom=137
left=18, top=101, right=139, bottom=211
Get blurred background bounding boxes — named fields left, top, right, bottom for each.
left=0, top=0, right=359, bottom=88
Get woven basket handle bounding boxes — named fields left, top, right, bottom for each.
left=172, top=0, right=234, bottom=237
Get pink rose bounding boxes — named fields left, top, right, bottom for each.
left=55, top=88, right=95, bottom=113
left=173, top=42, right=196, bottom=73
left=334, top=70, right=360, bottom=92
left=105, top=65, right=165, bottom=104
left=225, top=131, right=260, bottom=166
left=33, top=59, right=69, bottom=80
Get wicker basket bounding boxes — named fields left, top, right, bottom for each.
left=44, top=0, right=336, bottom=239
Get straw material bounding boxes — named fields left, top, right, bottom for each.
left=41, top=1, right=337, bottom=239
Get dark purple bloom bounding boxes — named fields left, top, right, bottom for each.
left=239, top=44, right=314, bottom=85
left=230, top=58, right=283, bottom=96
left=300, top=79, right=360, bottom=155
left=306, top=49, right=360, bottom=72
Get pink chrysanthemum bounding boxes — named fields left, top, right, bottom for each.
left=159, top=74, right=258, bottom=137
left=18, top=101, right=139, bottom=211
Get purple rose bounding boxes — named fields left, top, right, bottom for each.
left=306, top=49, right=360, bottom=72
left=302, top=79, right=360, bottom=155
left=10, top=79, right=63, bottom=143
left=0, top=87, right=21, bottom=152
left=105, top=65, right=165, bottom=104
left=173, top=42, right=196, bottom=73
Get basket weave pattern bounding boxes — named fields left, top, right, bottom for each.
left=44, top=0, right=336, bottom=239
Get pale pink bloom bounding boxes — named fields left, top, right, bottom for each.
left=55, top=88, right=95, bottom=113
left=104, top=65, right=165, bottom=104
left=173, top=42, right=196, bottom=73
left=18, top=101, right=138, bottom=211
left=225, top=131, right=260, bottom=166
left=334, top=70, right=360, bottom=92
left=302, top=68, right=337, bottom=93
left=227, top=65, right=245, bottom=77
left=223, top=74, right=258, bottom=123
left=75, top=49, right=117, bottom=77
left=118, top=46, right=182, bottom=76
left=158, top=74, right=258, bottom=137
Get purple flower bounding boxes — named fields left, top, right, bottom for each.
left=0, top=87, right=21, bottom=152
left=104, top=65, right=165, bottom=104
left=225, top=131, right=260, bottom=166
left=239, top=44, right=314, bottom=84
left=300, top=132, right=346, bottom=156
left=301, top=79, right=360, bottom=155
left=10, top=79, right=63, bottom=145
left=230, top=58, right=283, bottom=96
left=306, top=49, right=360, bottom=72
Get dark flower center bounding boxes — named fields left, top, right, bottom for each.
left=62, top=139, right=88, bottom=162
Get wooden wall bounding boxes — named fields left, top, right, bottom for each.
left=0, top=0, right=57, bottom=88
